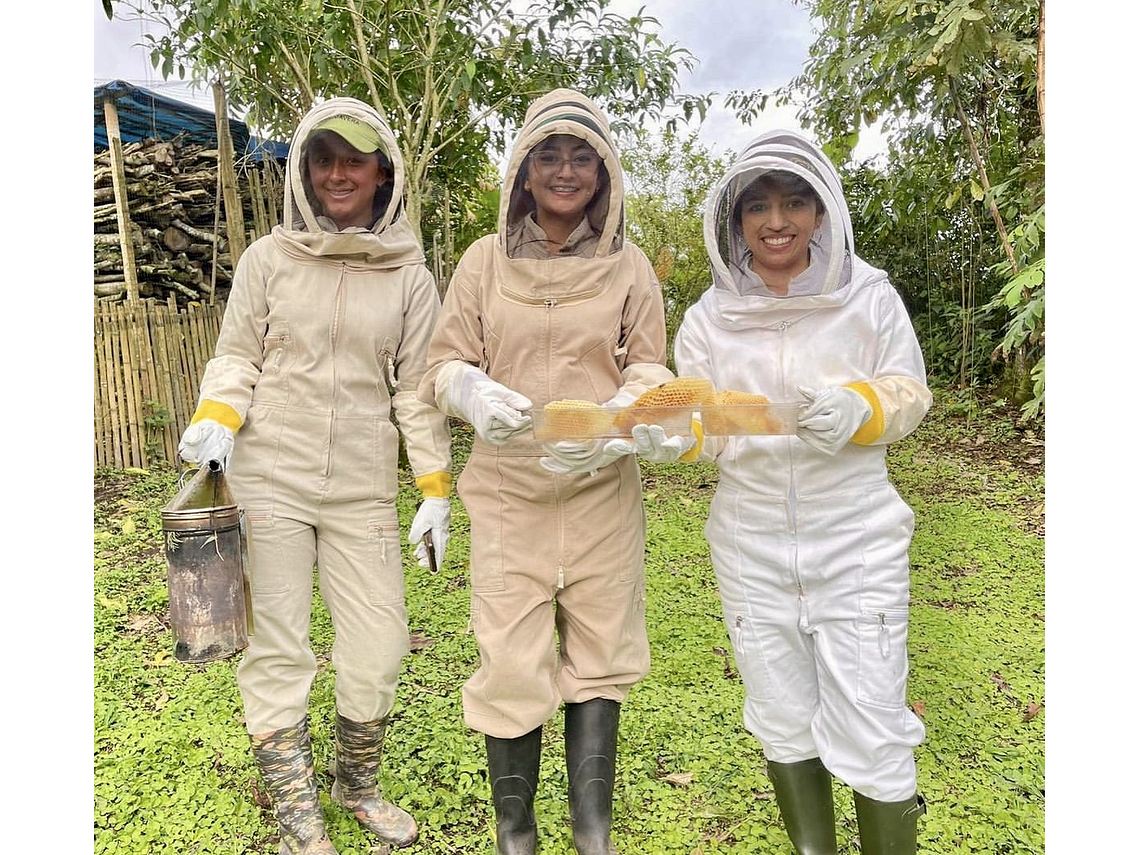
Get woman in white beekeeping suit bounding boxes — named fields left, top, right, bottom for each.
left=418, top=89, right=684, bottom=854
left=178, top=97, right=452, bottom=854
left=674, top=129, right=932, bottom=854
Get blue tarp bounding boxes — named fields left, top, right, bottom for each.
left=94, top=79, right=288, bottom=161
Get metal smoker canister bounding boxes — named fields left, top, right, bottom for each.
left=161, top=460, right=253, bottom=663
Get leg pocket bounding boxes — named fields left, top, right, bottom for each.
left=457, top=461, right=506, bottom=593
left=728, top=613, right=777, bottom=703
left=244, top=506, right=289, bottom=595
left=365, top=521, right=405, bottom=606
left=856, top=607, right=910, bottom=709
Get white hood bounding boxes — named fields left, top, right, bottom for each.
left=701, top=130, right=871, bottom=328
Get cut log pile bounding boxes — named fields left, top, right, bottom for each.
left=94, top=136, right=264, bottom=305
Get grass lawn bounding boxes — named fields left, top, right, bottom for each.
left=94, top=391, right=1044, bottom=854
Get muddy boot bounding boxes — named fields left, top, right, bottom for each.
left=486, top=725, right=542, bottom=855
left=853, top=791, right=926, bottom=854
left=766, top=758, right=838, bottom=855
left=565, top=699, right=620, bottom=855
left=329, top=714, right=418, bottom=848
left=250, top=719, right=339, bottom=855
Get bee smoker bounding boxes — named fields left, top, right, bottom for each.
left=161, top=460, right=253, bottom=663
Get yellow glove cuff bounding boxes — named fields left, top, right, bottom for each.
left=679, top=419, right=704, bottom=463
left=846, top=382, right=884, bottom=445
left=190, top=400, right=243, bottom=432
left=416, top=470, right=452, bottom=498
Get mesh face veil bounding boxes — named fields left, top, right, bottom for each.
left=704, top=132, right=855, bottom=297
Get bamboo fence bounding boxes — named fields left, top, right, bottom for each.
left=94, top=296, right=225, bottom=469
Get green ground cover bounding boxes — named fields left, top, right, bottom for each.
left=94, top=393, right=1044, bottom=854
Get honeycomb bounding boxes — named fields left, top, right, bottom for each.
left=539, top=400, right=615, bottom=438
left=612, top=376, right=713, bottom=431
left=702, top=390, right=779, bottom=435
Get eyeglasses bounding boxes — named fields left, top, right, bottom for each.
left=528, top=151, right=601, bottom=174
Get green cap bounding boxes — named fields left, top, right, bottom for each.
left=310, top=115, right=383, bottom=154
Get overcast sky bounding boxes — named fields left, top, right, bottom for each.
left=93, top=0, right=889, bottom=160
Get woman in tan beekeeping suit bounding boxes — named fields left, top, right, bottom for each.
left=178, top=97, right=451, bottom=855
left=417, top=89, right=687, bottom=854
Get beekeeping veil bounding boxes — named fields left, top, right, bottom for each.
left=499, top=88, right=625, bottom=258
left=705, top=130, right=855, bottom=298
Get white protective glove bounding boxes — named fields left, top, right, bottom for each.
left=539, top=438, right=635, bottom=476
left=795, top=385, right=872, bottom=456
left=178, top=419, right=235, bottom=469
left=631, top=423, right=696, bottom=463
left=408, top=497, right=451, bottom=571
left=446, top=365, right=533, bottom=445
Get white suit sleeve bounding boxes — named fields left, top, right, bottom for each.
left=848, top=287, right=933, bottom=446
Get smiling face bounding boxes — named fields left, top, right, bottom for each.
left=736, top=173, right=824, bottom=294
left=523, top=134, right=601, bottom=234
left=305, top=132, right=390, bottom=229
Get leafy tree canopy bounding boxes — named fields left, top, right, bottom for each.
left=117, top=0, right=712, bottom=242
left=730, top=0, right=1044, bottom=419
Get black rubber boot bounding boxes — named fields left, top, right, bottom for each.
left=853, top=791, right=926, bottom=854
left=330, top=714, right=418, bottom=848
left=766, top=758, right=838, bottom=855
left=249, top=719, right=339, bottom=855
left=565, top=699, right=620, bottom=855
left=486, top=725, right=542, bottom=855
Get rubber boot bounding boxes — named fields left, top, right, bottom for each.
left=853, top=791, right=926, bottom=854
left=766, top=758, right=838, bottom=855
left=249, top=719, right=339, bottom=855
left=565, top=699, right=620, bottom=855
left=486, top=725, right=542, bottom=855
left=329, top=714, right=418, bottom=848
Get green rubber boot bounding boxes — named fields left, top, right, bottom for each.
left=565, top=699, right=620, bottom=855
left=486, top=725, right=543, bottom=855
left=330, top=714, right=418, bottom=848
left=249, top=719, right=339, bottom=855
left=853, top=791, right=926, bottom=854
left=766, top=758, right=838, bottom=855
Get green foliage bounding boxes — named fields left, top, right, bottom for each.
left=142, top=400, right=173, bottom=465
left=777, top=0, right=1044, bottom=420
left=840, top=158, right=1006, bottom=391
left=621, top=128, right=728, bottom=367
left=95, top=394, right=1042, bottom=853
left=119, top=0, right=710, bottom=243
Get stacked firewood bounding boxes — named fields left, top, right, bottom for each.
left=94, top=136, right=246, bottom=304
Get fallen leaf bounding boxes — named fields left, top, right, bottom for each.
left=409, top=630, right=435, bottom=651
left=1023, top=701, right=1043, bottom=721
left=990, top=672, right=1019, bottom=705
left=911, top=700, right=926, bottom=717
left=664, top=771, right=694, bottom=786
left=121, top=518, right=137, bottom=535
left=126, top=614, right=162, bottom=633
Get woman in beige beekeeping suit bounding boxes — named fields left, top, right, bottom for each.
left=418, top=89, right=687, bottom=854
left=178, top=97, right=452, bottom=854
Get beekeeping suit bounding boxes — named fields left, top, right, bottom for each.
left=182, top=97, right=450, bottom=853
left=418, top=88, right=672, bottom=854
left=674, top=130, right=931, bottom=854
